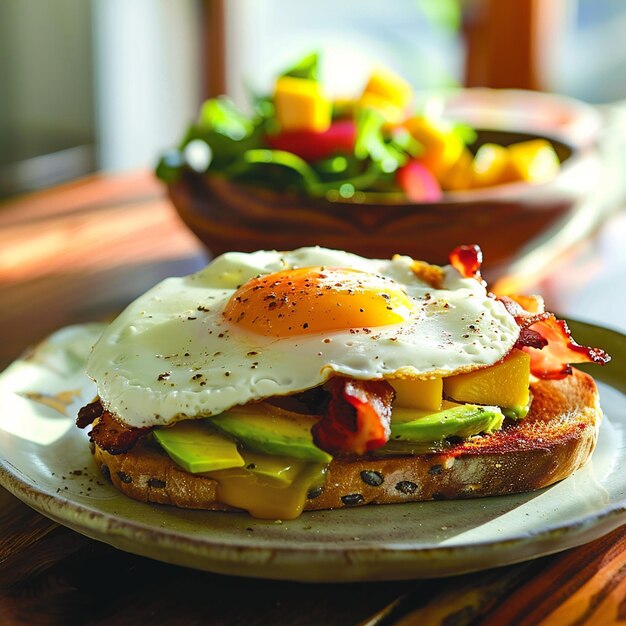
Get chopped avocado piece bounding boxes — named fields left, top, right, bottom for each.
left=443, top=349, right=530, bottom=410
left=153, top=421, right=244, bottom=473
left=210, top=405, right=333, bottom=464
left=389, top=377, right=442, bottom=411
left=390, top=403, right=504, bottom=442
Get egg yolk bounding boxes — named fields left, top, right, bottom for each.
left=223, top=267, right=413, bottom=337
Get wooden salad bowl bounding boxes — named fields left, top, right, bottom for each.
left=167, top=129, right=600, bottom=280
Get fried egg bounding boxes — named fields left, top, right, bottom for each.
left=87, top=247, right=520, bottom=428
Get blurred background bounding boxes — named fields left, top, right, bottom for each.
left=2, top=0, right=626, bottom=198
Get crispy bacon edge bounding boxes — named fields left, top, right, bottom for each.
left=76, top=399, right=150, bottom=455
left=447, top=245, right=610, bottom=379
left=449, top=244, right=484, bottom=283
left=311, top=378, right=394, bottom=457
left=498, top=295, right=610, bottom=379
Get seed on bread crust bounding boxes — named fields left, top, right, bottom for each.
left=395, top=481, right=418, bottom=495
left=360, top=470, right=384, bottom=486
left=341, top=494, right=365, bottom=506
left=116, top=471, right=132, bottom=484
left=307, top=486, right=324, bottom=500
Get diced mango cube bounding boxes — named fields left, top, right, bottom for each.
left=440, top=147, right=473, bottom=191
left=506, top=139, right=560, bottom=184
left=359, top=92, right=405, bottom=124
left=274, top=77, right=331, bottom=132
left=390, top=377, right=443, bottom=411
left=404, top=117, right=464, bottom=180
left=443, top=349, right=530, bottom=409
left=471, top=143, right=511, bottom=188
left=362, top=67, right=413, bottom=111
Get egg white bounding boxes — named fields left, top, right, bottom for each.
left=87, top=247, right=520, bottom=428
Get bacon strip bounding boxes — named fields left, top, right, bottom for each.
left=497, top=295, right=610, bottom=379
left=77, top=400, right=150, bottom=455
left=498, top=295, right=552, bottom=330
left=522, top=317, right=611, bottom=379
left=89, top=411, right=151, bottom=455
left=449, top=244, right=484, bottom=282
left=76, top=399, right=104, bottom=428
left=516, top=327, right=548, bottom=350
left=312, top=378, right=394, bottom=457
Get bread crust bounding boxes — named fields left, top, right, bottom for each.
left=93, top=368, right=601, bottom=513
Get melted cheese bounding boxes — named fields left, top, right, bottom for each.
left=205, top=453, right=327, bottom=519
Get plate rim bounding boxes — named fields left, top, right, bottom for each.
left=0, top=318, right=624, bottom=581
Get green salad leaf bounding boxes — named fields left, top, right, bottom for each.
left=155, top=52, right=483, bottom=198
left=280, top=52, right=320, bottom=82
left=354, top=107, right=407, bottom=173
left=198, top=97, right=255, bottom=140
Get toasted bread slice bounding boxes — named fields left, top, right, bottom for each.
left=93, top=368, right=601, bottom=513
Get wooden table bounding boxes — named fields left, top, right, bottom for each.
left=0, top=173, right=624, bottom=625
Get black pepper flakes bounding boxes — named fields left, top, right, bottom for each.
left=148, top=478, right=166, bottom=488
left=429, top=464, right=443, bottom=475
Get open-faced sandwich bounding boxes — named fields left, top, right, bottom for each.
left=77, top=246, right=609, bottom=519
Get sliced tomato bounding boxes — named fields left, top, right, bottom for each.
left=265, top=120, right=357, bottom=162
left=395, top=159, right=442, bottom=202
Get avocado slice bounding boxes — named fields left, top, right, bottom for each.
left=389, top=403, right=504, bottom=443
left=239, top=451, right=310, bottom=487
left=501, top=400, right=531, bottom=420
left=153, top=420, right=326, bottom=494
left=154, top=402, right=504, bottom=472
left=209, top=405, right=332, bottom=464
left=153, top=421, right=244, bottom=473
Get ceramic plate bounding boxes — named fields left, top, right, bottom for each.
left=0, top=321, right=623, bottom=582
